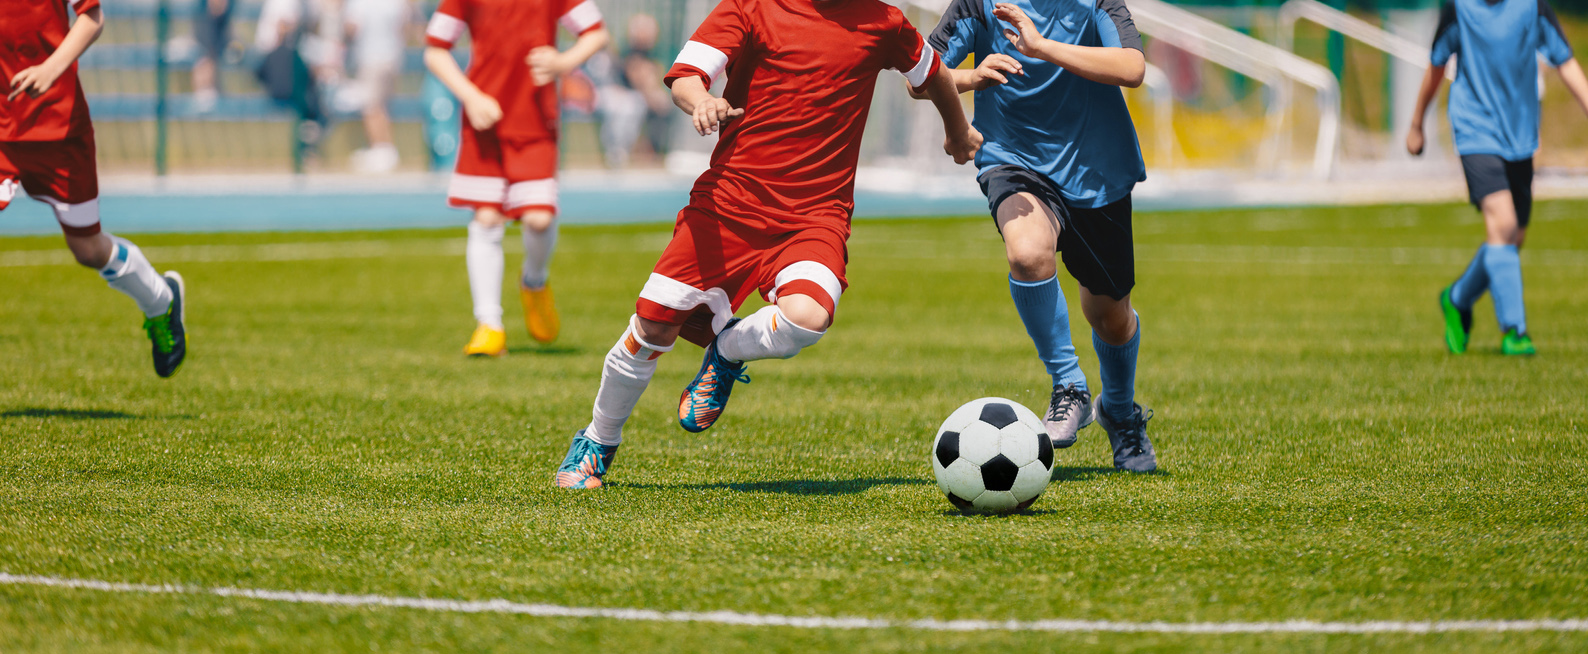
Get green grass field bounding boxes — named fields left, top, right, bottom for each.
left=1, top=201, right=1586, bottom=652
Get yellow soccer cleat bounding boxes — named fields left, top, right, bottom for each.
left=520, top=283, right=561, bottom=344
left=463, top=324, right=507, bottom=357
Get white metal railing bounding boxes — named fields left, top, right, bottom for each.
left=1276, top=0, right=1454, bottom=80
left=1128, top=0, right=1341, bottom=178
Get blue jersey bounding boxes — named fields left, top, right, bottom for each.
left=1431, top=0, right=1574, bottom=160
left=929, top=0, right=1145, bottom=208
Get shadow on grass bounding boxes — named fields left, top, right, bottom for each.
left=1, top=408, right=140, bottom=420
left=937, top=508, right=1062, bottom=518
left=505, top=345, right=583, bottom=356
left=618, top=477, right=931, bottom=495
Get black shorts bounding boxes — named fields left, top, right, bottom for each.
left=1460, top=154, right=1533, bottom=228
left=978, top=164, right=1134, bottom=300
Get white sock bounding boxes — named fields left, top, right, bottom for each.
left=715, top=305, right=824, bottom=363
left=100, top=234, right=172, bottom=318
left=466, top=221, right=505, bottom=329
left=520, top=221, right=557, bottom=290
left=585, top=316, right=673, bottom=446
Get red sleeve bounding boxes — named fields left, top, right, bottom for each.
left=424, top=0, right=467, bottom=49
left=557, top=0, right=605, bottom=35
left=889, top=15, right=937, bottom=92
left=664, top=0, right=750, bottom=88
left=70, top=0, right=100, bottom=15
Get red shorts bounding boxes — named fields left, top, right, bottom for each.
left=637, top=206, right=849, bottom=347
left=447, top=128, right=557, bottom=218
left=0, top=131, right=101, bottom=236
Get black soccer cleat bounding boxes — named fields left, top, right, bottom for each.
left=143, top=272, right=187, bottom=378
left=1096, top=402, right=1157, bottom=473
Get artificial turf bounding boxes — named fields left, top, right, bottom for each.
left=1, top=201, right=1585, bottom=652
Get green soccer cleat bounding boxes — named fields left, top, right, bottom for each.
left=1501, top=329, right=1536, bottom=356
left=143, top=272, right=187, bottom=378
left=1439, top=287, right=1472, bottom=354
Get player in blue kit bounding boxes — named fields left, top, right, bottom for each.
left=1408, top=0, right=1588, bottom=355
left=920, top=0, right=1155, bottom=471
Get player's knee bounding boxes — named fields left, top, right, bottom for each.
left=1084, top=294, right=1135, bottom=343
left=472, top=207, right=508, bottom=227
left=776, top=294, right=831, bottom=333
left=633, top=316, right=681, bottom=350
left=1005, top=239, right=1055, bottom=281
left=64, top=233, right=112, bottom=269
left=520, top=210, right=555, bottom=233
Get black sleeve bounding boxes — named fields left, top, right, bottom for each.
left=1432, top=1, right=1457, bottom=49
left=928, top=0, right=984, bottom=57
left=1097, top=0, right=1143, bottom=53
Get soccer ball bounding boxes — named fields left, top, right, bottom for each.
left=932, top=397, right=1054, bottom=514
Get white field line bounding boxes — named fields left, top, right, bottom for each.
left=3, top=573, right=1586, bottom=634
left=4, top=240, right=1587, bottom=268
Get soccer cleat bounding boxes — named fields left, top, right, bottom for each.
left=0, top=177, right=18, bottom=212
left=1439, top=287, right=1472, bottom=354
left=678, top=318, right=750, bottom=433
left=144, top=272, right=187, bottom=378
left=463, top=324, right=507, bottom=357
left=1501, top=329, right=1536, bottom=356
left=1044, top=383, right=1093, bottom=449
left=1095, top=402, right=1157, bottom=473
left=520, top=282, right=560, bottom=344
left=555, top=429, right=619, bottom=489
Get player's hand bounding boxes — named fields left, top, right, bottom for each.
left=972, top=53, right=1023, bottom=90
left=463, top=93, right=504, bottom=131
left=994, top=3, right=1046, bottom=58
left=944, top=126, right=983, bottom=165
left=692, top=97, right=743, bottom=136
left=8, top=64, right=64, bottom=102
left=527, top=46, right=568, bottom=86
left=1406, top=125, right=1425, bottom=156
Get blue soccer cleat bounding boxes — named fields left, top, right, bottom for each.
left=678, top=318, right=750, bottom=433
left=555, top=429, right=619, bottom=489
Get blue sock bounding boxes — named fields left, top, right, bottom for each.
left=1449, top=246, right=1488, bottom=311
left=1093, top=312, right=1140, bottom=422
left=1008, top=276, right=1086, bottom=391
left=1482, top=243, right=1526, bottom=333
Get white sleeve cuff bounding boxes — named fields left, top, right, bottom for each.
left=426, top=13, right=465, bottom=45
left=674, top=40, right=730, bottom=85
left=901, top=40, right=936, bottom=88
left=558, top=0, right=603, bottom=34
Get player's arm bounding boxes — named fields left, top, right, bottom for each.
left=920, top=62, right=983, bottom=164
left=909, top=56, right=1024, bottom=98
left=1538, top=1, right=1588, bottom=118
left=8, top=6, right=103, bottom=101
left=993, top=2, right=1144, bottom=88
left=1405, top=63, right=1446, bottom=156
left=669, top=75, right=742, bottom=136
left=422, top=4, right=501, bottom=131
left=528, top=27, right=611, bottom=86
left=1555, top=59, right=1588, bottom=117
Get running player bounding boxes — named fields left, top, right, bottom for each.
left=1409, top=0, right=1588, bottom=356
left=4, top=0, right=187, bottom=377
left=424, top=0, right=609, bottom=356
left=554, top=0, right=983, bottom=489
left=923, top=0, right=1156, bottom=472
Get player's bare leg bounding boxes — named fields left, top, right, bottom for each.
left=1082, top=288, right=1154, bottom=472
left=1476, top=190, right=1532, bottom=355
left=999, top=192, right=1091, bottom=448
left=464, top=207, right=509, bottom=356
left=517, top=208, right=560, bottom=344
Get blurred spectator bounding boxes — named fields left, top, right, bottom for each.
left=255, top=0, right=334, bottom=152
left=191, top=0, right=232, bottom=113
left=595, top=15, right=670, bottom=168
left=343, top=0, right=411, bottom=173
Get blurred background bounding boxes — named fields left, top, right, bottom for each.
left=10, top=0, right=1588, bottom=233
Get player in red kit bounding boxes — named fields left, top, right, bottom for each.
left=3, top=0, right=188, bottom=377
left=424, top=0, right=609, bottom=356
left=555, top=0, right=982, bottom=489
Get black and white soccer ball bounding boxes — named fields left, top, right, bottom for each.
left=932, top=397, right=1054, bottom=514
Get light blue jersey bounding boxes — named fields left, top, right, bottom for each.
left=929, top=0, right=1145, bottom=208
left=1431, top=0, right=1574, bottom=160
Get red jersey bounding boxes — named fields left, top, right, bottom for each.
left=665, top=0, right=936, bottom=236
left=1, top=0, right=98, bottom=142
left=425, top=0, right=604, bottom=141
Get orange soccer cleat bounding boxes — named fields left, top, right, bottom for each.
left=520, top=283, right=560, bottom=344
